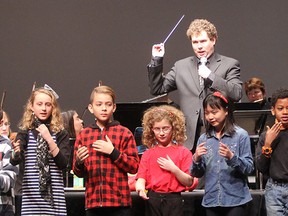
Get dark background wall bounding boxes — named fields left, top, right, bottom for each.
left=1, top=1, right=288, bottom=130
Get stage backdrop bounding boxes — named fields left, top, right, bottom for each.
left=1, top=1, right=287, bottom=129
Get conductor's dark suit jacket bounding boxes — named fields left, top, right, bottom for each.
left=147, top=52, right=242, bottom=150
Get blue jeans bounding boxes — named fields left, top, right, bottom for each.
left=265, top=178, right=288, bottom=216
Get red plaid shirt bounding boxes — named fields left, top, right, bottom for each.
left=73, top=121, right=139, bottom=209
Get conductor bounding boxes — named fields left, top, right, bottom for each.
left=147, top=18, right=242, bottom=151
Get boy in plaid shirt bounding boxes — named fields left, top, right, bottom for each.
left=73, top=86, right=139, bottom=216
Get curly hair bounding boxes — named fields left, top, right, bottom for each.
left=141, top=105, right=186, bottom=148
left=19, top=87, right=63, bottom=133
left=186, top=19, right=218, bottom=41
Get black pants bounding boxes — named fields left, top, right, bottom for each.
left=145, top=190, right=184, bottom=216
left=206, top=204, right=246, bottom=216
left=86, top=206, right=131, bottom=216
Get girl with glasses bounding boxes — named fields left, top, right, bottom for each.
left=135, top=105, right=195, bottom=216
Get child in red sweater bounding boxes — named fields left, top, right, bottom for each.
left=135, top=105, right=194, bottom=216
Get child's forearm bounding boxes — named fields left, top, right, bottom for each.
left=172, top=167, right=194, bottom=187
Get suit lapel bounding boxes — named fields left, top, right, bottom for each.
left=188, top=56, right=201, bottom=91
left=208, top=53, right=221, bottom=74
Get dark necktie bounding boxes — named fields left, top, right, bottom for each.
left=199, top=57, right=207, bottom=88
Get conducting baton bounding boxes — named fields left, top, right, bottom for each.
left=163, top=15, right=185, bottom=44
left=0, top=90, right=6, bottom=110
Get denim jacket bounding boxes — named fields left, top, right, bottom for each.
left=191, top=126, right=253, bottom=207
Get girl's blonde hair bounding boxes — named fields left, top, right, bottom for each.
left=19, top=88, right=63, bottom=133
left=141, top=105, right=186, bottom=148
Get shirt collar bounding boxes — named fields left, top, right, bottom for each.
left=197, top=52, right=215, bottom=64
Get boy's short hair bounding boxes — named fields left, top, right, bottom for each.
left=271, top=88, right=288, bottom=107
left=90, top=85, right=116, bottom=103
left=0, top=109, right=3, bottom=121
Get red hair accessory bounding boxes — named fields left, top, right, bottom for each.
left=213, top=91, right=228, bottom=104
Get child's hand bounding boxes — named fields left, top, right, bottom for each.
left=36, top=124, right=53, bottom=143
left=193, top=142, right=207, bottom=162
left=219, top=142, right=233, bottom=160
left=157, top=155, right=177, bottom=173
left=76, top=145, right=89, bottom=164
left=92, top=135, right=114, bottom=155
left=12, top=139, right=21, bottom=158
left=9, top=132, right=17, bottom=142
left=138, top=189, right=149, bottom=200
left=265, top=122, right=282, bottom=147
left=135, top=178, right=149, bottom=200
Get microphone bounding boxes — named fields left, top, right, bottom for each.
left=200, top=57, right=207, bottom=65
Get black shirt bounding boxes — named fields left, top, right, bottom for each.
left=257, top=129, right=288, bottom=181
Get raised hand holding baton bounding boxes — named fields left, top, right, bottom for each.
left=153, top=15, right=185, bottom=57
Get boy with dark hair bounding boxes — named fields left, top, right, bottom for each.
left=257, top=87, right=288, bottom=216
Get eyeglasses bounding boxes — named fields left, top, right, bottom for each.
left=152, top=126, right=172, bottom=134
left=0, top=122, right=10, bottom=128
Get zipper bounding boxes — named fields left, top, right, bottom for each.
left=99, top=127, right=105, bottom=207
